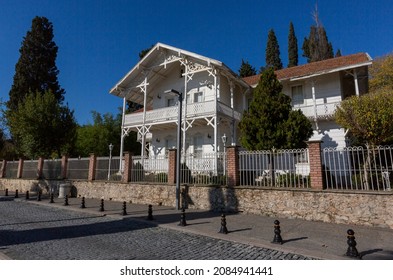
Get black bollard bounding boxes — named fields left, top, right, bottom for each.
left=5, top=188, right=8, bottom=196
left=49, top=192, right=54, bottom=203
left=178, top=207, right=187, bottom=227
left=25, top=191, right=29, bottom=200
left=219, top=213, right=229, bottom=234
left=346, top=229, right=361, bottom=259
left=121, top=201, right=127, bottom=216
left=99, top=199, right=105, bottom=212
left=64, top=195, right=69, bottom=206
left=37, top=190, right=41, bottom=201
left=147, top=204, right=153, bottom=220
left=80, top=197, right=86, bottom=209
left=272, top=220, right=283, bottom=244
left=15, top=189, right=19, bottom=198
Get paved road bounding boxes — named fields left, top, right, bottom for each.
left=0, top=200, right=314, bottom=260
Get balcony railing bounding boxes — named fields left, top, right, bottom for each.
left=124, top=100, right=240, bottom=127
left=295, top=101, right=340, bottom=120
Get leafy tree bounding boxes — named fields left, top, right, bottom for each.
left=302, top=6, right=334, bottom=63
left=8, top=91, right=77, bottom=159
left=335, top=49, right=342, bottom=57
left=369, top=53, right=393, bottom=92
left=287, top=22, right=298, bottom=67
left=139, top=45, right=154, bottom=60
left=265, top=29, right=283, bottom=70
left=238, top=59, right=257, bottom=77
left=7, top=16, right=64, bottom=112
left=334, top=88, right=393, bottom=146
left=75, top=111, right=140, bottom=157
left=239, top=68, right=313, bottom=150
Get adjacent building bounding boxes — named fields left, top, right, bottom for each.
left=110, top=42, right=372, bottom=159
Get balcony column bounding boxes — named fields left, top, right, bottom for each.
left=140, top=77, right=148, bottom=159
left=119, top=97, right=126, bottom=173
left=353, top=70, right=360, bottom=96
left=311, top=81, right=319, bottom=132
left=229, top=80, right=235, bottom=145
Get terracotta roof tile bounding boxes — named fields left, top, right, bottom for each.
left=242, top=53, right=372, bottom=86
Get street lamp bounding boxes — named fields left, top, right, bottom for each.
left=165, top=89, right=183, bottom=210
left=221, top=133, right=227, bottom=176
left=108, top=143, right=114, bottom=180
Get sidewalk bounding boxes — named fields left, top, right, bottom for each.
left=2, top=190, right=393, bottom=260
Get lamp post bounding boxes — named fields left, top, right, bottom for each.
left=165, top=89, right=183, bottom=210
left=108, top=143, right=113, bottom=180
left=221, top=133, right=227, bottom=176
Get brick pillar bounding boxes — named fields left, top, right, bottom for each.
left=61, top=155, right=68, bottom=179
left=88, top=153, right=97, bottom=181
left=307, top=140, right=324, bottom=190
left=122, top=152, right=132, bottom=183
left=0, top=160, right=7, bottom=178
left=17, top=158, right=24, bottom=178
left=37, top=157, right=44, bottom=179
left=227, top=146, right=239, bottom=187
left=168, top=149, right=177, bottom=184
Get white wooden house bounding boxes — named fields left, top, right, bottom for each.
left=110, top=43, right=250, bottom=162
left=243, top=52, right=373, bottom=149
left=110, top=43, right=372, bottom=162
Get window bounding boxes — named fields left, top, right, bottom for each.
left=193, top=135, right=203, bottom=155
left=187, top=91, right=204, bottom=104
left=291, top=85, right=304, bottom=106
left=194, top=91, right=203, bottom=103
left=167, top=98, right=176, bottom=107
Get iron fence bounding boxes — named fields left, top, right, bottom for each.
left=42, top=159, right=62, bottom=179
left=67, top=157, right=90, bottom=180
left=22, top=159, right=39, bottom=179
left=5, top=161, right=18, bottom=178
left=180, top=152, right=227, bottom=185
left=239, top=148, right=310, bottom=188
left=323, top=145, right=393, bottom=191
left=130, top=155, right=168, bottom=183
left=95, top=156, right=122, bottom=181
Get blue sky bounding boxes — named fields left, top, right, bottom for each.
left=1, top=0, right=392, bottom=125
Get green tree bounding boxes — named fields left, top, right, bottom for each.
left=139, top=45, right=154, bottom=60
left=75, top=111, right=140, bottom=157
left=302, top=7, right=334, bottom=63
left=287, top=22, right=298, bottom=67
left=8, top=91, right=77, bottom=159
left=369, top=53, right=393, bottom=92
left=335, top=49, right=342, bottom=57
left=239, top=68, right=313, bottom=150
left=335, top=89, right=393, bottom=146
left=238, top=59, right=257, bottom=77
left=7, top=16, right=64, bottom=112
left=265, top=29, right=283, bottom=70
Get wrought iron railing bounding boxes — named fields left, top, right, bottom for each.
left=323, top=145, right=393, bottom=191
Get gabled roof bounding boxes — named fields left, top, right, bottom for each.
left=110, top=42, right=249, bottom=105
left=242, top=52, right=372, bottom=86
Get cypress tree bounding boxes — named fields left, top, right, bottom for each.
left=239, top=68, right=312, bottom=150
left=265, top=29, right=283, bottom=70
left=238, top=59, right=257, bottom=78
left=7, top=16, right=64, bottom=112
left=287, top=22, right=298, bottom=67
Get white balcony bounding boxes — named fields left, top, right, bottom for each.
left=124, top=100, right=241, bottom=127
left=295, top=101, right=340, bottom=120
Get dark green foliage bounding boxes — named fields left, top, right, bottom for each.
left=7, top=16, right=64, bottom=112
left=302, top=25, right=334, bottom=63
left=8, top=90, right=76, bottom=159
left=239, top=68, right=313, bottom=150
left=238, top=59, right=257, bottom=78
left=287, top=22, right=298, bottom=67
left=335, top=49, right=342, bottom=57
left=75, top=110, right=140, bottom=157
left=139, top=45, right=154, bottom=60
left=265, top=29, right=283, bottom=70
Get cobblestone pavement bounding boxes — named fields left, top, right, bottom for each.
left=0, top=200, right=315, bottom=260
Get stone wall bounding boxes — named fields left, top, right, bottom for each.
left=1, top=179, right=392, bottom=229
